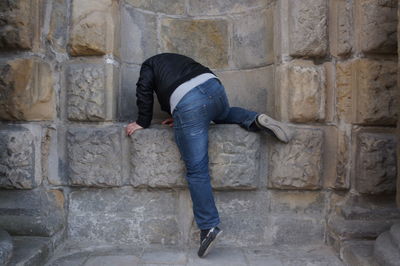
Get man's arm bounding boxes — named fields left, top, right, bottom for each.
left=135, top=62, right=155, bottom=128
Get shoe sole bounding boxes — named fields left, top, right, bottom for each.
left=199, top=230, right=223, bottom=258
left=256, top=114, right=292, bottom=143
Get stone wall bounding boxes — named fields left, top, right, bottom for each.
left=0, top=0, right=398, bottom=255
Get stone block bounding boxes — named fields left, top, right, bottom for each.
left=121, top=6, right=157, bottom=64
left=68, top=188, right=179, bottom=245
left=336, top=60, right=353, bottom=122
left=356, top=0, right=398, bottom=54
left=232, top=8, right=274, bottom=68
left=189, top=191, right=269, bottom=247
left=47, top=0, right=68, bottom=52
left=69, top=0, right=120, bottom=56
left=269, top=127, right=324, bottom=190
left=160, top=18, right=228, bottom=69
left=275, top=60, right=326, bottom=123
left=0, top=0, right=41, bottom=51
left=0, top=58, right=54, bottom=121
left=329, top=0, right=354, bottom=57
left=67, top=127, right=123, bottom=187
left=216, top=66, right=273, bottom=115
left=354, top=129, right=397, bottom=195
left=188, top=0, right=272, bottom=16
left=268, top=191, right=325, bottom=216
left=0, top=127, right=36, bottom=189
left=66, top=61, right=118, bottom=122
left=125, top=0, right=186, bottom=15
left=0, top=189, right=65, bottom=236
left=334, top=129, right=351, bottom=189
left=288, top=0, right=328, bottom=57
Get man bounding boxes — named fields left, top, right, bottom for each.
left=126, top=53, right=292, bottom=257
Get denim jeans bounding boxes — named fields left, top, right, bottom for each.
left=172, top=78, right=258, bottom=230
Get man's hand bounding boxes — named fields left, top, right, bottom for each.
left=161, top=118, right=174, bottom=127
left=125, top=122, right=143, bottom=136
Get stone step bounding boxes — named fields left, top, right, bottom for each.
left=0, top=229, right=13, bottom=265
left=340, top=240, right=379, bottom=266
left=7, top=236, right=51, bottom=266
left=373, top=231, right=400, bottom=266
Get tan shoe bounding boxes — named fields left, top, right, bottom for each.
left=255, top=114, right=292, bottom=143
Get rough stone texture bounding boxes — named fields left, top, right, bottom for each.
left=66, top=62, right=118, bottom=122
left=126, top=0, right=185, bottom=15
left=288, top=0, right=328, bottom=57
left=68, top=188, right=180, bottom=245
left=216, top=66, right=273, bottom=115
left=0, top=58, right=54, bottom=121
left=335, top=129, right=351, bottom=190
left=268, top=191, right=325, bottom=216
left=336, top=60, right=353, bottom=123
left=232, top=8, right=274, bottom=68
left=8, top=236, right=51, bottom=266
left=129, top=125, right=260, bottom=189
left=0, top=0, right=41, bottom=50
left=356, top=0, right=398, bottom=54
left=341, top=240, right=378, bottom=266
left=398, top=0, right=400, bottom=208
left=269, top=127, right=324, bottom=190
left=0, top=229, right=12, bottom=266
left=354, top=131, right=397, bottom=195
left=47, top=0, right=68, bottom=52
left=121, top=6, right=157, bottom=64
left=0, top=127, right=36, bottom=189
left=0, top=189, right=65, bottom=236
left=329, top=0, right=353, bottom=57
left=188, top=0, right=272, bottom=16
left=69, top=0, right=119, bottom=56
left=373, top=230, right=400, bottom=266
left=67, top=127, right=122, bottom=187
left=276, top=60, right=326, bottom=123
left=160, top=18, right=228, bottom=69
left=189, top=191, right=268, bottom=247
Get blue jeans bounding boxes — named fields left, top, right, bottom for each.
left=172, top=78, right=258, bottom=230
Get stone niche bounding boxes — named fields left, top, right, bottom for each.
left=0, top=58, right=54, bottom=121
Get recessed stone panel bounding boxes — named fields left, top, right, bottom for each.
left=288, top=0, right=328, bottom=57
left=66, top=62, right=117, bottom=122
left=188, top=0, right=272, bottom=15
left=232, top=8, right=274, bottom=68
left=0, top=189, right=65, bottom=236
left=125, top=0, right=186, bottom=15
left=356, top=0, right=397, bottom=54
left=0, top=127, right=36, bottom=189
left=68, top=188, right=179, bottom=245
left=269, top=127, right=324, bottom=190
left=160, top=18, right=228, bottom=69
left=69, top=0, right=119, bottom=56
left=355, top=130, right=397, bottom=195
left=0, top=58, right=54, bottom=121
left=67, top=127, right=122, bottom=187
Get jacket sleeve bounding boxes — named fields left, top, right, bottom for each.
left=135, top=62, right=155, bottom=128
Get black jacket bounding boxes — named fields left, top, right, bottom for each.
left=135, top=53, right=213, bottom=128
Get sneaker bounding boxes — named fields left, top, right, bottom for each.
left=198, top=227, right=223, bottom=258
left=255, top=114, right=292, bottom=143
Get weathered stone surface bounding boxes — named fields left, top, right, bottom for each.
left=47, top=0, right=68, bottom=51
left=0, top=127, right=36, bottom=189
left=373, top=230, right=400, bottom=266
left=68, top=188, right=179, bottom=245
left=0, top=229, right=12, bottom=266
left=329, top=0, right=353, bottom=57
left=0, top=58, right=54, bottom=121
left=269, top=127, right=324, bottom=190
left=126, top=0, right=186, bottom=15
left=69, top=0, right=119, bottom=56
left=276, top=60, right=326, bottom=123
left=66, top=62, right=117, bottom=122
left=216, top=66, right=273, bottom=115
left=129, top=125, right=260, bottom=189
left=67, top=127, right=122, bottom=187
left=190, top=191, right=268, bottom=246
left=268, top=191, right=325, bottom=216
left=336, top=60, right=353, bottom=122
left=335, top=129, right=351, bottom=189
left=121, top=6, right=157, bottom=64
left=354, top=59, right=398, bottom=125
left=0, top=0, right=40, bottom=50
left=232, top=8, right=274, bottom=68
left=188, top=0, right=272, bottom=15
left=7, top=236, right=51, bottom=266
left=355, top=131, right=397, bottom=195
left=160, top=18, right=228, bottom=69
left=288, top=0, right=328, bottom=57
left=0, top=189, right=65, bottom=236
left=356, top=0, right=398, bottom=54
